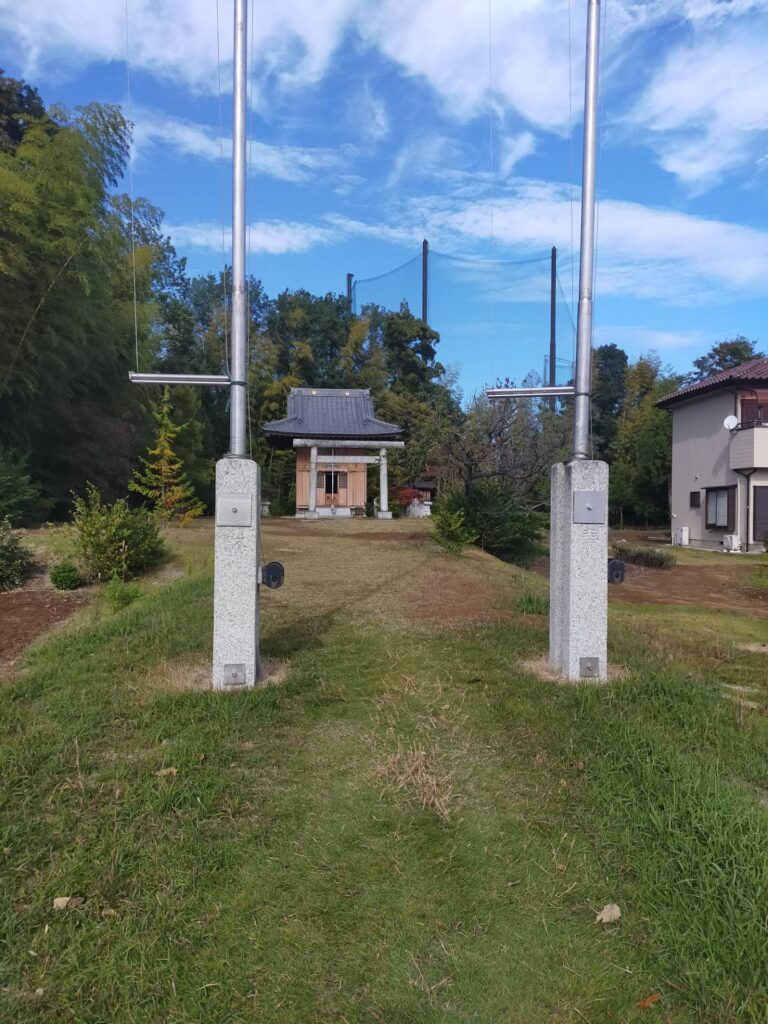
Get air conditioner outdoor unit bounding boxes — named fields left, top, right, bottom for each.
left=673, top=526, right=689, bottom=547
left=723, top=533, right=740, bottom=552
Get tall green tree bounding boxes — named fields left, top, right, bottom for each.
left=0, top=83, right=162, bottom=506
left=592, top=342, right=628, bottom=459
left=609, top=354, right=680, bottom=526
left=0, top=69, right=46, bottom=153
left=690, top=336, right=763, bottom=381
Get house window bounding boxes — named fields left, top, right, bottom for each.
left=689, top=491, right=700, bottom=509
left=705, top=487, right=734, bottom=530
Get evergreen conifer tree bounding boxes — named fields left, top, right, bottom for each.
left=129, top=388, right=204, bottom=524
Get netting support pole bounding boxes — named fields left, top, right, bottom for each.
left=346, top=273, right=353, bottom=306
left=421, top=239, right=429, bottom=325
left=549, top=245, right=557, bottom=407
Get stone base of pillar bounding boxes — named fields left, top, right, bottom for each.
left=212, top=457, right=260, bottom=690
left=549, top=460, right=608, bottom=682
left=303, top=511, right=319, bottom=519
left=376, top=511, right=393, bottom=520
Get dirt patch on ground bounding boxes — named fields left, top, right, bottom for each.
left=736, top=643, right=768, bottom=654
left=0, top=586, right=89, bottom=671
left=405, top=557, right=513, bottom=626
left=532, top=557, right=768, bottom=617
left=612, top=562, right=768, bottom=616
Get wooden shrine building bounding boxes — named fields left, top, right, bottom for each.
left=262, top=388, right=404, bottom=518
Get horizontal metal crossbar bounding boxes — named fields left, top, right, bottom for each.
left=129, top=372, right=231, bottom=386
left=292, top=438, right=405, bottom=449
left=316, top=455, right=381, bottom=465
left=486, top=385, right=576, bottom=399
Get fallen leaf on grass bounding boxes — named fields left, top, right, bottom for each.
left=638, top=993, right=662, bottom=1009
left=556, top=863, right=566, bottom=874
left=52, top=896, right=85, bottom=911
left=595, top=903, right=621, bottom=924
left=155, top=766, right=177, bottom=778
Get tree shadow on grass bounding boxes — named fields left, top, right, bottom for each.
left=262, top=608, right=340, bottom=659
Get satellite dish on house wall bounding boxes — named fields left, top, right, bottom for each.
left=723, top=415, right=738, bottom=431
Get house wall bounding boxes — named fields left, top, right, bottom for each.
left=670, top=391, right=768, bottom=550
left=295, top=447, right=368, bottom=512
left=670, top=391, right=738, bottom=549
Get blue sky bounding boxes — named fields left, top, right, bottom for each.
left=2, top=0, right=768, bottom=399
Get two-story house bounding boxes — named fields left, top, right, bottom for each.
left=656, top=357, right=768, bottom=552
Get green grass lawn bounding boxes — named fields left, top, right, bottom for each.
left=2, top=520, right=768, bottom=1022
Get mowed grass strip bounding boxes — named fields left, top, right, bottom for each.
left=0, top=520, right=765, bottom=1022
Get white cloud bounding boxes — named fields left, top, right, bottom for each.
left=133, top=109, right=344, bottom=183
left=499, top=132, right=536, bottom=177
left=353, top=82, right=389, bottom=142
left=598, top=326, right=709, bottom=353
left=0, top=0, right=359, bottom=95
left=407, top=181, right=768, bottom=301
left=167, top=219, right=337, bottom=254
left=627, top=21, right=768, bottom=187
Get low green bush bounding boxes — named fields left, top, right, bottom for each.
left=104, top=576, right=140, bottom=610
left=434, top=483, right=544, bottom=564
left=72, top=484, right=165, bottom=581
left=431, top=508, right=478, bottom=555
left=0, top=518, right=35, bottom=591
left=612, top=541, right=676, bottom=570
left=49, top=560, right=82, bottom=591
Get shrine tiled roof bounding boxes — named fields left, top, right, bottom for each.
left=262, top=388, right=402, bottom=440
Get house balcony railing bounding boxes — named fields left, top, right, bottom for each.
left=731, top=423, right=768, bottom=470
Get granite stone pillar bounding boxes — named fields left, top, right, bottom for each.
left=549, top=460, right=608, bottom=681
left=212, top=457, right=260, bottom=689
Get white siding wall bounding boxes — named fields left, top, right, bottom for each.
left=669, top=391, right=741, bottom=549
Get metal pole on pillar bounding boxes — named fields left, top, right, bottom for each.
left=571, top=0, right=600, bottom=461
left=212, top=0, right=260, bottom=690
left=421, top=239, right=429, bottom=324
left=229, top=0, right=248, bottom=457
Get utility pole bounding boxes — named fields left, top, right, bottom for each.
left=229, top=0, right=248, bottom=458
left=211, top=0, right=261, bottom=689
left=548, top=0, right=608, bottom=681
left=346, top=272, right=354, bottom=307
left=129, top=0, right=265, bottom=690
left=485, top=0, right=607, bottom=682
left=421, top=239, right=429, bottom=324
left=572, top=0, right=600, bottom=461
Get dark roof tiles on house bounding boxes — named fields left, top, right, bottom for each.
left=262, top=387, right=402, bottom=440
left=656, top=357, right=768, bottom=408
